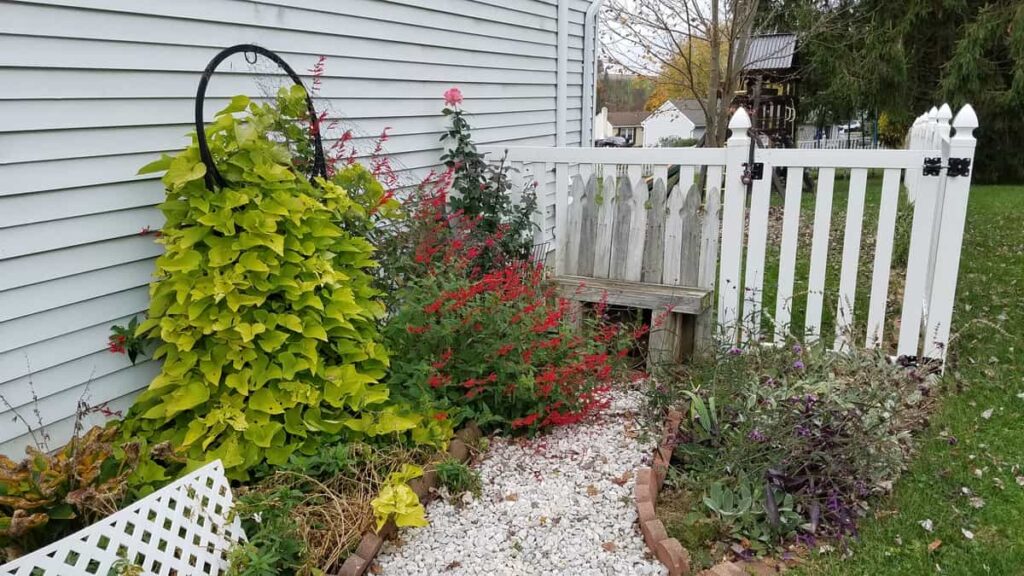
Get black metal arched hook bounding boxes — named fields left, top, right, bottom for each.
left=194, top=44, right=327, bottom=190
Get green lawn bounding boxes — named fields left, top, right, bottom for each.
left=796, top=183, right=1024, bottom=575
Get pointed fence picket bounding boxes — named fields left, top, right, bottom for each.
left=479, top=102, right=977, bottom=370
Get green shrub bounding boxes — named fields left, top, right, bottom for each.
left=441, top=89, right=538, bottom=270
left=655, top=342, right=932, bottom=555
left=227, top=486, right=306, bottom=576
left=381, top=183, right=637, bottom=432
left=122, top=87, right=435, bottom=480
left=434, top=458, right=481, bottom=498
left=0, top=426, right=135, bottom=561
left=657, top=136, right=698, bottom=147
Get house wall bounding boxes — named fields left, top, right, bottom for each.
left=642, top=101, right=696, bottom=147
left=0, top=0, right=595, bottom=458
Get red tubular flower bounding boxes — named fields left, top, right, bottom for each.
left=511, top=413, right=540, bottom=429
left=497, top=343, right=515, bottom=356
left=632, top=323, right=650, bottom=339
left=406, top=325, right=429, bottom=335
left=427, top=374, right=450, bottom=389
left=433, top=412, right=448, bottom=421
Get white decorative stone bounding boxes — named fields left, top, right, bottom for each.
left=376, top=389, right=667, bottom=576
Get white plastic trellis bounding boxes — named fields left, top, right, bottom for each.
left=0, top=460, right=244, bottom=576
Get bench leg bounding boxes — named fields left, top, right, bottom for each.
left=692, top=307, right=714, bottom=357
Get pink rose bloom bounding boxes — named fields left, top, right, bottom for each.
left=444, top=87, right=463, bottom=107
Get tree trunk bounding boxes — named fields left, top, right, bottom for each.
left=705, top=0, right=721, bottom=147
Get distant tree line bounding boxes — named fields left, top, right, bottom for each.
left=764, top=0, right=1023, bottom=183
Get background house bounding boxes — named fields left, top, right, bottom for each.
left=607, top=110, right=650, bottom=146
left=0, top=0, right=602, bottom=457
left=642, top=99, right=707, bottom=146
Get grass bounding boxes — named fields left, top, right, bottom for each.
left=755, top=171, right=912, bottom=350
left=791, top=183, right=1024, bottom=575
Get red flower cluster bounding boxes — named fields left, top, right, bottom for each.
left=384, top=152, right=644, bottom=435
left=108, top=334, right=127, bottom=354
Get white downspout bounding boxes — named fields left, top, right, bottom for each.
left=582, top=0, right=606, bottom=147
left=556, top=0, right=569, bottom=147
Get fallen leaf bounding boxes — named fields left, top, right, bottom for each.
left=370, top=562, right=383, bottom=575
left=981, top=408, right=994, bottom=420
left=928, top=539, right=942, bottom=553
left=602, top=542, right=617, bottom=552
left=920, top=519, right=934, bottom=533
left=505, top=493, right=519, bottom=501
left=1016, top=476, right=1024, bottom=486
left=612, top=470, right=633, bottom=486
left=587, top=484, right=600, bottom=497
left=961, top=528, right=974, bottom=540
left=969, top=496, right=985, bottom=509
left=539, top=515, right=548, bottom=526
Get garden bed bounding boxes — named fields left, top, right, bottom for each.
left=648, top=343, right=938, bottom=571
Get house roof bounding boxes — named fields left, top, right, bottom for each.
left=669, top=99, right=707, bottom=127
left=607, top=110, right=650, bottom=127
left=744, top=33, right=797, bottom=71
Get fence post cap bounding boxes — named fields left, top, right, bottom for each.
left=728, top=107, right=751, bottom=130
left=952, top=104, right=979, bottom=133
left=937, top=103, right=953, bottom=123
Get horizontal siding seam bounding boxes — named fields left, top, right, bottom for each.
left=8, top=1, right=561, bottom=51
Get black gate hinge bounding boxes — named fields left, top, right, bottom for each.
left=948, top=157, right=971, bottom=177
left=923, top=157, right=942, bottom=176
left=743, top=162, right=764, bottom=181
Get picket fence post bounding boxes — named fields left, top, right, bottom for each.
left=924, top=104, right=978, bottom=364
left=717, top=107, right=751, bottom=345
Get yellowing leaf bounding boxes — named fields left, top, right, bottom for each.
left=249, top=388, right=284, bottom=414
left=234, top=322, right=266, bottom=342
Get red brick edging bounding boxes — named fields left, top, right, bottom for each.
left=635, top=408, right=691, bottom=576
left=335, top=422, right=483, bottom=576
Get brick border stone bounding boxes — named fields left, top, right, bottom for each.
left=335, top=422, right=483, bottom=576
left=633, top=408, right=691, bottom=576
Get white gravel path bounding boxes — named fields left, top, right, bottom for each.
left=375, top=389, right=668, bottom=576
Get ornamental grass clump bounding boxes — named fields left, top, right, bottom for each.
left=656, top=343, right=934, bottom=560
left=121, top=86, right=441, bottom=481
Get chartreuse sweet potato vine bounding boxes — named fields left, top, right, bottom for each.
left=122, top=86, right=446, bottom=480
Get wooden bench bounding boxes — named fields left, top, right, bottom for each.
left=554, top=165, right=720, bottom=366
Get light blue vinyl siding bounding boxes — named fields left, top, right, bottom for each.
left=0, top=0, right=593, bottom=457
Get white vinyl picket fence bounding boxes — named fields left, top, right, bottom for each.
left=0, top=461, right=244, bottom=576
left=480, top=103, right=978, bottom=367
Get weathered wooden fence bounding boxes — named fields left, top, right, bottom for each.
left=480, top=102, right=978, bottom=368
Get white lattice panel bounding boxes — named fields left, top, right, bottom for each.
left=1, top=460, right=245, bottom=576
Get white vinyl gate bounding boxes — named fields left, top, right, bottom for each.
left=481, top=103, right=978, bottom=367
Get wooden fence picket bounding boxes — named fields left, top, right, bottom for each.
left=834, top=168, right=869, bottom=350
left=623, top=165, right=648, bottom=281
left=642, top=167, right=668, bottom=284
left=741, top=161, right=773, bottom=343
left=774, top=167, right=803, bottom=344
left=865, top=168, right=902, bottom=348
left=576, top=170, right=598, bottom=278
left=563, top=170, right=585, bottom=276
left=609, top=171, right=635, bottom=280
left=592, top=165, right=617, bottom=278
left=805, top=167, right=836, bottom=342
